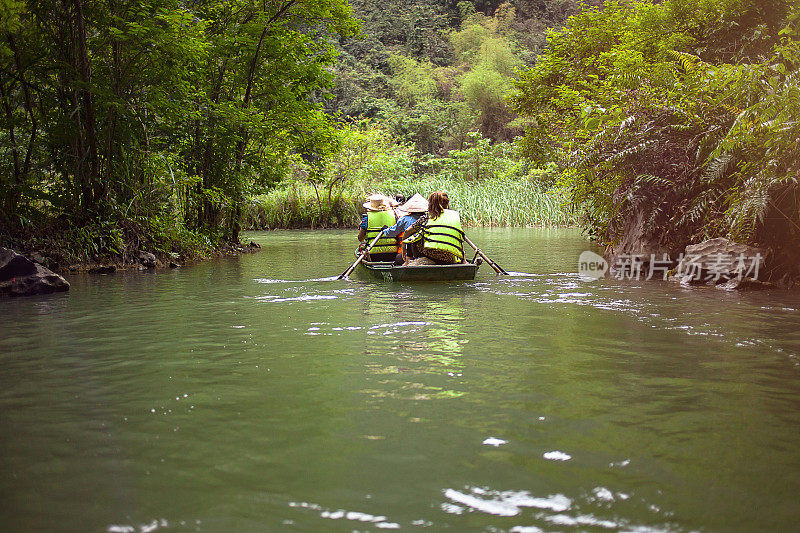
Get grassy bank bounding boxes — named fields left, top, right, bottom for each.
left=243, top=176, right=578, bottom=230
left=0, top=212, right=218, bottom=273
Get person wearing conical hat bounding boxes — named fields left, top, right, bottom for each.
left=384, top=193, right=427, bottom=237
left=384, top=193, right=428, bottom=262
left=358, top=194, right=400, bottom=262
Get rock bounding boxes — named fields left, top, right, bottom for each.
left=137, top=251, right=157, bottom=268
left=715, top=277, right=772, bottom=291
left=0, top=247, right=38, bottom=280
left=29, top=252, right=46, bottom=265
left=678, top=274, right=705, bottom=287
left=0, top=247, right=69, bottom=297
left=673, top=238, right=766, bottom=284
left=169, top=262, right=180, bottom=268
left=248, top=241, right=261, bottom=249
left=604, top=209, right=677, bottom=278
left=88, top=265, right=116, bottom=274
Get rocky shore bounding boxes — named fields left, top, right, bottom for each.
left=1, top=241, right=261, bottom=298
left=605, top=236, right=795, bottom=291
left=0, top=248, right=70, bottom=297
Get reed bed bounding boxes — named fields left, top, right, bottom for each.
left=244, top=183, right=362, bottom=229
left=386, top=177, right=578, bottom=227
left=244, top=177, right=578, bottom=229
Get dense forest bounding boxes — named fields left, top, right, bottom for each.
left=0, top=0, right=358, bottom=265
left=512, top=0, right=800, bottom=279
left=1, top=0, right=799, bottom=277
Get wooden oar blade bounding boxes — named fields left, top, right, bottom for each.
left=337, top=230, right=387, bottom=280
left=464, top=235, right=509, bottom=275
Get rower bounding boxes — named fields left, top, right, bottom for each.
left=384, top=193, right=428, bottom=263
left=358, top=194, right=400, bottom=262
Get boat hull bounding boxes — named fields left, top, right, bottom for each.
left=357, top=261, right=479, bottom=282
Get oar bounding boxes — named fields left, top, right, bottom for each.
left=464, top=235, right=509, bottom=275
left=338, top=230, right=386, bottom=280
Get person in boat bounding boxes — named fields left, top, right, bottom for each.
left=402, top=191, right=466, bottom=264
left=358, top=194, right=400, bottom=262
left=383, top=193, right=428, bottom=262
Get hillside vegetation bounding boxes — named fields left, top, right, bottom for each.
left=245, top=0, right=584, bottom=230
left=511, top=0, right=800, bottom=277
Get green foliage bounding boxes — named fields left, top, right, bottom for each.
left=0, top=0, right=24, bottom=32
left=426, top=131, right=512, bottom=181
left=245, top=126, right=574, bottom=229
left=387, top=54, right=438, bottom=104
left=329, top=0, right=578, bottom=154
left=451, top=16, right=522, bottom=140
left=246, top=174, right=576, bottom=229
left=301, top=120, right=415, bottom=223
left=511, top=0, right=800, bottom=256
left=0, top=0, right=358, bottom=260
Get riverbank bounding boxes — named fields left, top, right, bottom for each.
left=0, top=223, right=262, bottom=276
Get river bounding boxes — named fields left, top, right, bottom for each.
left=2, top=228, right=800, bottom=532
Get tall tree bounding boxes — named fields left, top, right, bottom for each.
left=0, top=0, right=357, bottom=255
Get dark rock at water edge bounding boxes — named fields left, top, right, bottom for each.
left=677, top=238, right=766, bottom=277
left=676, top=274, right=706, bottom=287
left=670, top=238, right=768, bottom=290
left=137, top=251, right=157, bottom=268
left=776, top=273, right=795, bottom=290
left=29, top=252, right=47, bottom=265
left=0, top=247, right=70, bottom=297
left=603, top=209, right=679, bottom=277
left=219, top=240, right=264, bottom=256
left=715, top=277, right=772, bottom=291
left=88, top=265, right=116, bottom=274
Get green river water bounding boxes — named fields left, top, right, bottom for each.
left=2, top=228, right=800, bottom=532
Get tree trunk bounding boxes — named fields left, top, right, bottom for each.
left=0, top=82, right=20, bottom=221
left=104, top=0, right=122, bottom=192
left=72, top=0, right=101, bottom=215
left=228, top=2, right=298, bottom=241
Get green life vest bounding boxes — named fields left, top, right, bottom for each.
left=365, top=210, right=399, bottom=254
left=422, top=209, right=464, bottom=260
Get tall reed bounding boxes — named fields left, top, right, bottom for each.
left=382, top=176, right=578, bottom=227
left=244, top=177, right=578, bottom=229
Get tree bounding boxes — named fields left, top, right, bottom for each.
left=0, top=0, right=358, bottom=258
left=511, top=0, right=800, bottom=271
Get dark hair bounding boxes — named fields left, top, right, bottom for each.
left=427, top=191, right=449, bottom=219
left=394, top=194, right=406, bottom=205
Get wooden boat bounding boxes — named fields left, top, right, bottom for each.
left=357, top=260, right=479, bottom=282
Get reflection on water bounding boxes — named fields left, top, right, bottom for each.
left=2, top=228, right=800, bottom=531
